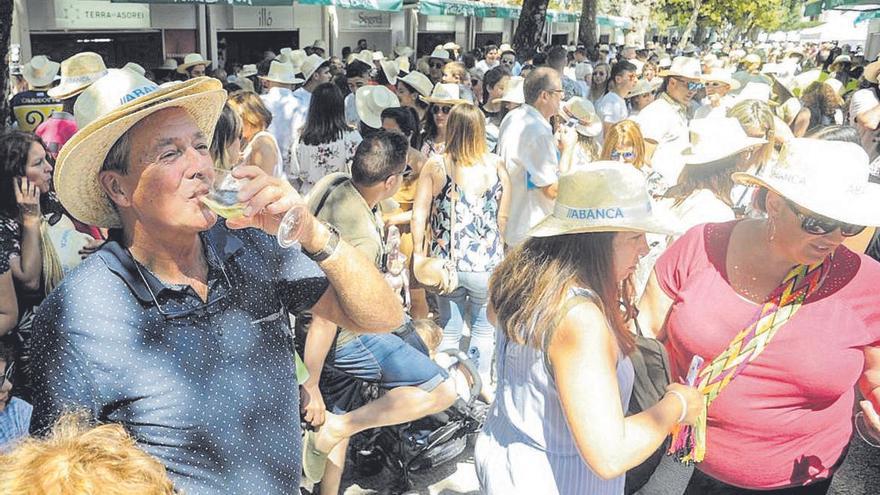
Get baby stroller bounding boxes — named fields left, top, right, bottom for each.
left=349, top=348, right=488, bottom=492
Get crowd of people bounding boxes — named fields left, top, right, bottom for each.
left=1, top=33, right=880, bottom=495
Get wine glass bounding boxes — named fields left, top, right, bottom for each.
left=200, top=167, right=247, bottom=220
left=854, top=411, right=880, bottom=448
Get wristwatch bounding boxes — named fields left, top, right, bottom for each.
left=302, top=222, right=340, bottom=263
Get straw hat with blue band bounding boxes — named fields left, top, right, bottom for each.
left=528, top=164, right=680, bottom=238
left=55, top=74, right=226, bottom=229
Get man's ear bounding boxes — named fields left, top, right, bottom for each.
left=99, top=171, right=132, bottom=209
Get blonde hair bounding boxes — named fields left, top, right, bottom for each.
left=412, top=319, right=443, bottom=352
left=0, top=412, right=177, bottom=495
left=227, top=90, right=272, bottom=131
left=443, top=62, right=468, bottom=84
left=726, top=99, right=776, bottom=166
left=445, top=103, right=488, bottom=167
left=600, top=120, right=647, bottom=170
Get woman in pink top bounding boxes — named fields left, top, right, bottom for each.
left=639, top=138, right=880, bottom=494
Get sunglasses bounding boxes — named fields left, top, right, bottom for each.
left=786, top=199, right=865, bottom=237
left=675, top=78, right=705, bottom=92
left=430, top=62, right=445, bottom=69
left=610, top=150, right=636, bottom=161
left=431, top=105, right=452, bottom=115
left=706, top=81, right=728, bottom=88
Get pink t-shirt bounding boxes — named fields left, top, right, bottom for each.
left=656, top=221, right=880, bottom=489
left=35, top=112, right=77, bottom=160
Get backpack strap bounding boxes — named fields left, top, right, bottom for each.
left=312, top=173, right=350, bottom=217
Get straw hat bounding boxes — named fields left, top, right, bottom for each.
left=825, top=78, right=844, bottom=95
left=372, top=51, right=386, bottom=62
left=122, top=62, right=146, bottom=77
left=575, top=62, right=593, bottom=80
left=735, top=82, right=772, bottom=103
left=830, top=54, right=851, bottom=71
left=56, top=75, right=225, bottom=228
left=864, top=60, right=880, bottom=84
left=352, top=50, right=374, bottom=67
left=743, top=53, right=762, bottom=66
left=703, top=68, right=741, bottom=90
left=659, top=56, right=702, bottom=80
left=176, top=53, right=211, bottom=74
left=627, top=78, right=657, bottom=98
left=356, top=85, right=400, bottom=128
left=528, top=165, right=679, bottom=237
left=380, top=59, right=400, bottom=85
left=48, top=52, right=109, bottom=99
left=429, top=49, right=451, bottom=61
left=681, top=117, right=766, bottom=165
left=599, top=44, right=610, bottom=52
left=278, top=48, right=307, bottom=70
left=22, top=55, right=61, bottom=88
left=311, top=39, right=328, bottom=53
left=238, top=64, right=258, bottom=78
left=776, top=97, right=802, bottom=126
left=157, top=58, right=179, bottom=71
left=657, top=57, right=672, bottom=69
left=398, top=71, right=433, bottom=97
left=258, top=60, right=303, bottom=85
left=562, top=97, right=602, bottom=138
left=499, top=43, right=514, bottom=54
left=73, top=69, right=155, bottom=128
left=419, top=83, right=468, bottom=105
left=300, top=54, right=328, bottom=82
left=492, top=76, right=524, bottom=105
left=443, top=42, right=460, bottom=51
left=395, top=56, right=411, bottom=74
left=733, top=139, right=880, bottom=226
left=394, top=45, right=414, bottom=58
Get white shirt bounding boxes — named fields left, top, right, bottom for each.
left=694, top=94, right=736, bottom=120
left=476, top=59, right=500, bottom=73
left=595, top=92, right=628, bottom=125
left=244, top=130, right=285, bottom=179
left=849, top=88, right=880, bottom=160
left=634, top=93, right=691, bottom=183
left=260, top=87, right=299, bottom=177
left=344, top=93, right=360, bottom=128
left=496, top=104, right=559, bottom=247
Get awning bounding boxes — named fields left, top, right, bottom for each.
left=855, top=9, right=880, bottom=21
left=598, top=14, right=632, bottom=29
left=804, top=0, right=824, bottom=16
left=418, top=0, right=480, bottom=16
left=298, top=0, right=402, bottom=10
left=802, top=0, right=880, bottom=15
left=418, top=0, right=635, bottom=27
left=112, top=0, right=293, bottom=4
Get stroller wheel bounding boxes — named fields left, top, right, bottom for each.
left=353, top=447, right=385, bottom=477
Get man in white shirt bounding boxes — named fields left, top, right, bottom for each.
left=496, top=67, right=567, bottom=247
left=259, top=61, right=303, bottom=179
left=694, top=69, right=739, bottom=120
left=634, top=56, right=703, bottom=184
left=849, top=60, right=880, bottom=161
left=595, top=60, right=638, bottom=136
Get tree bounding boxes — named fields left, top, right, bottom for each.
left=677, top=0, right=702, bottom=49
left=578, top=0, right=598, bottom=49
left=0, top=0, right=13, bottom=125
left=514, top=0, right=550, bottom=57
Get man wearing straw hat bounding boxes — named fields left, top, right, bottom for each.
left=10, top=55, right=61, bottom=132
left=28, top=73, right=402, bottom=494
left=634, top=56, right=704, bottom=185
left=849, top=59, right=880, bottom=161
left=177, top=53, right=211, bottom=79
left=259, top=61, right=304, bottom=179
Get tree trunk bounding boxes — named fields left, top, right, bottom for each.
left=577, top=0, right=598, bottom=49
left=677, top=0, right=702, bottom=50
left=0, top=0, right=13, bottom=126
left=513, top=0, right=550, bottom=57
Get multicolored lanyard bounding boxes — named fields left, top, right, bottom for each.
left=669, top=257, right=832, bottom=463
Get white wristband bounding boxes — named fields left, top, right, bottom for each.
left=666, top=390, right=688, bottom=424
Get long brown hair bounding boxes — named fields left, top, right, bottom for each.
left=445, top=103, right=488, bottom=167
left=663, top=155, right=738, bottom=208
left=489, top=232, right=635, bottom=355
left=600, top=120, right=647, bottom=170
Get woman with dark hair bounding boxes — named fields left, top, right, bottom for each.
left=210, top=104, right=244, bottom=171
left=396, top=71, right=432, bottom=123
left=420, top=83, right=467, bottom=157
left=0, top=131, right=97, bottom=401
left=381, top=106, right=430, bottom=318
left=296, top=82, right=362, bottom=194
left=226, top=90, right=282, bottom=178
left=793, top=81, right=845, bottom=137
left=481, top=66, right=511, bottom=152
left=475, top=165, right=702, bottom=495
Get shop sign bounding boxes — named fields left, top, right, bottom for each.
left=232, top=5, right=295, bottom=29
left=346, top=11, right=391, bottom=30
left=298, top=0, right=402, bottom=12
left=112, top=1, right=293, bottom=5
left=56, top=0, right=151, bottom=29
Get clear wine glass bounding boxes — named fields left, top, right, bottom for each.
left=200, top=167, right=247, bottom=220
left=854, top=411, right=880, bottom=448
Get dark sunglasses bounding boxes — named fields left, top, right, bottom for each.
left=1, top=361, right=14, bottom=388
left=430, top=62, right=445, bottom=69
left=610, top=150, right=636, bottom=161
left=431, top=105, right=452, bottom=115
left=129, top=247, right=232, bottom=320
left=786, top=199, right=865, bottom=237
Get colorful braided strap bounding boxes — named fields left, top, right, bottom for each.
left=669, top=257, right=832, bottom=463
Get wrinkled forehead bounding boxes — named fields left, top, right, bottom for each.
left=130, top=107, right=205, bottom=150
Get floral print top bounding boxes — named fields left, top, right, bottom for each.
left=296, top=130, right=362, bottom=195
left=429, top=160, right=504, bottom=273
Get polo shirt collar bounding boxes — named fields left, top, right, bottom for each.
left=661, top=92, right=688, bottom=115
left=99, top=223, right=244, bottom=303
